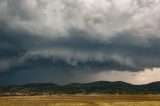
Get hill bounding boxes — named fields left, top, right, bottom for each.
left=0, top=81, right=160, bottom=96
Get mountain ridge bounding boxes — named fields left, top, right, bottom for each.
left=0, top=81, right=160, bottom=96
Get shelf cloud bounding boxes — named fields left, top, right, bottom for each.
left=0, top=0, right=160, bottom=85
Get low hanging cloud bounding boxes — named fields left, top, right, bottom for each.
left=0, top=0, right=160, bottom=84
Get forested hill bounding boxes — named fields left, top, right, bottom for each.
left=0, top=81, right=160, bottom=96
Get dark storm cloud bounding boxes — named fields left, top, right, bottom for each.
left=0, top=0, right=160, bottom=85
left=0, top=27, right=160, bottom=72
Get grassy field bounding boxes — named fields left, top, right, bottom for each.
left=0, top=95, right=160, bottom=106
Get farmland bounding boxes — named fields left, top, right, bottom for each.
left=0, top=95, right=160, bottom=106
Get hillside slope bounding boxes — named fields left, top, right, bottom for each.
left=0, top=81, right=160, bottom=96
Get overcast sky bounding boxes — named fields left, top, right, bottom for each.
left=0, top=0, right=160, bottom=85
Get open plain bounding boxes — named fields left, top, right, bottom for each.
left=0, top=95, right=160, bottom=106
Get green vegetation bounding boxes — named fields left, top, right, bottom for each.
left=0, top=81, right=160, bottom=96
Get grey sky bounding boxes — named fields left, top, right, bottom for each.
left=0, top=0, right=160, bottom=85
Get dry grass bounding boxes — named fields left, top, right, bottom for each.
left=0, top=95, right=160, bottom=106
